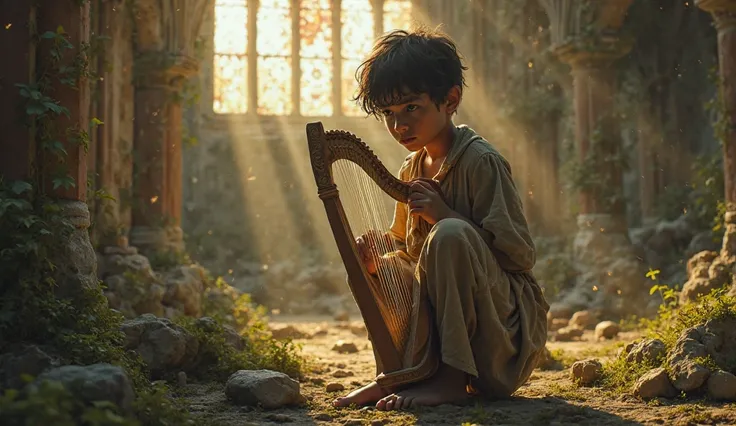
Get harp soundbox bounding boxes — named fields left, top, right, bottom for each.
left=305, top=121, right=439, bottom=388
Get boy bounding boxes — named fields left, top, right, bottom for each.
left=333, top=26, right=549, bottom=411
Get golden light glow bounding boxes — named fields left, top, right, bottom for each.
left=300, top=0, right=333, bottom=116
left=213, top=0, right=247, bottom=113
left=212, top=0, right=412, bottom=116
left=341, top=0, right=374, bottom=116
left=383, top=0, right=412, bottom=34
left=257, top=0, right=292, bottom=115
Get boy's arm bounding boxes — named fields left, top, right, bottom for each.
left=467, top=152, right=536, bottom=272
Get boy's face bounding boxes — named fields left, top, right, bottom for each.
left=380, top=89, right=458, bottom=152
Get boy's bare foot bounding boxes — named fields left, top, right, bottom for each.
left=375, top=363, right=470, bottom=411
left=332, top=381, right=389, bottom=407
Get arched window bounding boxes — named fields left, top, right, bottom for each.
left=212, top=0, right=413, bottom=117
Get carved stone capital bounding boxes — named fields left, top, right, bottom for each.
left=697, top=0, right=736, bottom=30
left=553, top=33, right=633, bottom=69
left=134, top=52, right=199, bottom=89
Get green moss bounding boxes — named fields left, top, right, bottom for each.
left=599, top=288, right=736, bottom=394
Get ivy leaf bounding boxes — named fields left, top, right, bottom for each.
left=52, top=176, right=76, bottom=190
left=26, top=104, right=46, bottom=115
left=10, top=181, right=32, bottom=195
left=40, top=30, right=58, bottom=39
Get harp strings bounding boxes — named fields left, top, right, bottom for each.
left=332, top=153, right=414, bottom=354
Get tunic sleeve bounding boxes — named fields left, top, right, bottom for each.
left=468, top=153, right=536, bottom=272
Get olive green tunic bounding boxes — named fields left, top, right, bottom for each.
left=387, top=125, right=549, bottom=397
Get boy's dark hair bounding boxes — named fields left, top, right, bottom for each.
left=353, top=26, right=468, bottom=118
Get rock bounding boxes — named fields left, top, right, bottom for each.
left=326, top=382, right=345, bottom=392
left=569, top=310, right=593, bottom=329
left=265, top=413, right=294, bottom=423
left=120, top=314, right=199, bottom=375
left=102, top=253, right=155, bottom=279
left=332, top=340, right=359, bottom=354
left=332, top=369, right=354, bottom=378
left=0, top=345, right=60, bottom=390
left=162, top=265, right=206, bottom=317
left=225, top=370, right=301, bottom=409
left=177, top=371, right=187, bottom=387
left=334, top=311, right=350, bottom=322
left=344, top=419, right=364, bottom=426
left=547, top=304, right=573, bottom=321
left=679, top=277, right=719, bottom=303
left=571, top=359, right=602, bottom=386
left=687, top=250, right=719, bottom=276
left=706, top=370, right=736, bottom=401
left=632, top=367, right=678, bottom=399
left=554, top=326, right=584, bottom=342
left=31, top=364, right=135, bottom=413
left=195, top=317, right=246, bottom=351
left=594, top=321, right=620, bottom=340
left=625, top=338, right=667, bottom=365
left=686, top=232, right=720, bottom=258
left=668, top=332, right=711, bottom=392
left=549, top=318, right=569, bottom=332
left=270, top=324, right=309, bottom=340
left=701, top=317, right=736, bottom=372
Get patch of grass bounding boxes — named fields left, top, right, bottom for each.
left=175, top=314, right=305, bottom=382
left=674, top=403, right=716, bottom=425
left=544, top=382, right=588, bottom=401
left=547, top=349, right=576, bottom=368
left=599, top=352, right=659, bottom=394
left=640, top=288, right=736, bottom=349
left=599, top=287, right=736, bottom=395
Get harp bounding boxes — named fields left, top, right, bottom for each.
left=305, top=121, right=439, bottom=388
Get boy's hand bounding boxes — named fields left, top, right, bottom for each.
left=355, top=230, right=392, bottom=275
left=408, top=178, right=451, bottom=225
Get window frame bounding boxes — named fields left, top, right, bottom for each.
left=209, top=0, right=413, bottom=120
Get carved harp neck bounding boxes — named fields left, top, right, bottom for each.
left=306, top=122, right=410, bottom=202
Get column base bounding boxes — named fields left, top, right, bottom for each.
left=55, top=200, right=99, bottom=297
left=129, top=225, right=185, bottom=257
left=550, top=213, right=647, bottom=318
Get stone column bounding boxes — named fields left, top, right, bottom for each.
left=697, top=0, right=736, bottom=212
left=555, top=41, right=630, bottom=225
left=542, top=0, right=651, bottom=318
left=129, top=0, right=209, bottom=257
left=130, top=53, right=197, bottom=255
left=8, top=1, right=97, bottom=298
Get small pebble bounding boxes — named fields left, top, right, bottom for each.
left=265, top=413, right=294, bottom=423
left=332, top=340, right=359, bottom=354
left=326, top=382, right=345, bottom=392
left=314, top=413, right=333, bottom=421
left=332, top=369, right=354, bottom=378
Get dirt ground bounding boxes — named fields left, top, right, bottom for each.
left=185, top=315, right=736, bottom=426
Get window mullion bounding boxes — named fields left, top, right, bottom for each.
left=373, top=0, right=384, bottom=37
left=247, top=0, right=258, bottom=115
left=291, top=0, right=301, bottom=116
left=332, top=0, right=342, bottom=117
